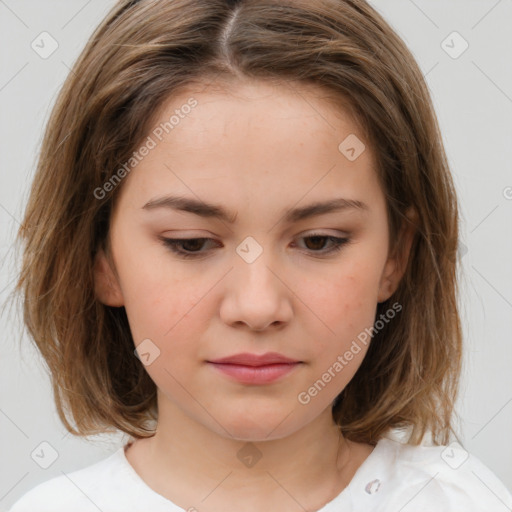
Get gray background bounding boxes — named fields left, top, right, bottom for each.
left=1, top=0, right=511, bottom=510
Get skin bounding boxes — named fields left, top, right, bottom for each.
left=94, top=78, right=415, bottom=512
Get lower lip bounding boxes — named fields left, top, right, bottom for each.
left=207, top=362, right=301, bottom=384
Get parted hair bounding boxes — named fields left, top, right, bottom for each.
left=15, top=0, right=462, bottom=446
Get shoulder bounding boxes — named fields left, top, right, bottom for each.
left=8, top=447, right=126, bottom=512
left=368, top=432, right=512, bottom=512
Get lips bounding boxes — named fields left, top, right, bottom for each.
left=206, top=352, right=302, bottom=385
left=207, top=352, right=301, bottom=366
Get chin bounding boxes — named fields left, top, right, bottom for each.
left=212, top=408, right=306, bottom=443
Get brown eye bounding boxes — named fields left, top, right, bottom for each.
left=296, top=234, right=350, bottom=255
left=159, top=234, right=350, bottom=260
left=160, top=237, right=218, bottom=259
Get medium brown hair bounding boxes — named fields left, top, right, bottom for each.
left=15, top=0, right=462, bottom=446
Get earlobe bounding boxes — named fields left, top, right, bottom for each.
left=377, top=263, right=397, bottom=303
left=93, top=248, right=125, bottom=307
left=377, top=208, right=417, bottom=303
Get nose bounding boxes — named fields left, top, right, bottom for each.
left=219, top=255, right=293, bottom=332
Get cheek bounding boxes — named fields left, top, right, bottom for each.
left=291, top=260, right=383, bottom=396
left=291, top=266, right=380, bottom=408
left=123, top=273, right=205, bottom=347
left=298, top=262, right=381, bottom=336
left=114, top=238, right=204, bottom=346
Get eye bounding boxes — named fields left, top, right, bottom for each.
left=293, top=233, right=350, bottom=256
left=159, top=233, right=350, bottom=259
left=159, top=237, right=217, bottom=259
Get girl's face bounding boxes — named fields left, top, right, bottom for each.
left=95, top=79, right=411, bottom=441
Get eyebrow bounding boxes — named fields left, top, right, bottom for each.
left=142, top=195, right=368, bottom=224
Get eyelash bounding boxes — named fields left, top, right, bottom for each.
left=159, top=233, right=350, bottom=259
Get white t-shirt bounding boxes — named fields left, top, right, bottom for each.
left=8, top=429, right=512, bottom=512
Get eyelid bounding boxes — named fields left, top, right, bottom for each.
left=158, top=231, right=351, bottom=259
left=159, top=228, right=349, bottom=238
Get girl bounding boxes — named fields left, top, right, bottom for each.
left=10, top=0, right=512, bottom=511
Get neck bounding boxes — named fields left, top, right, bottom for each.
left=127, top=396, right=364, bottom=512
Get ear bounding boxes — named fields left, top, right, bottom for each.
left=377, top=207, right=417, bottom=303
left=93, top=247, right=125, bottom=307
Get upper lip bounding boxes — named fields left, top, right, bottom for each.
left=208, top=352, right=301, bottom=366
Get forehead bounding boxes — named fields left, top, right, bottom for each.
left=114, top=79, right=383, bottom=219
left=152, top=78, right=367, bottom=151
